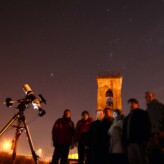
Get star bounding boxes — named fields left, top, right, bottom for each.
left=110, top=53, right=113, bottom=57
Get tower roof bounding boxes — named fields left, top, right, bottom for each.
left=97, top=71, right=122, bottom=79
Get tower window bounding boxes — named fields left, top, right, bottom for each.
left=106, top=90, right=113, bottom=107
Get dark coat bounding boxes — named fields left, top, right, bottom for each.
left=52, top=117, right=74, bottom=145
left=146, top=99, right=164, bottom=133
left=75, top=118, right=93, bottom=145
left=122, top=108, right=151, bottom=146
left=88, top=118, right=112, bottom=164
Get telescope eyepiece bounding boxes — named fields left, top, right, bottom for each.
left=38, top=108, right=46, bottom=117
left=5, top=98, right=12, bottom=107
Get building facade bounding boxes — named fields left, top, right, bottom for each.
left=96, top=72, right=123, bottom=111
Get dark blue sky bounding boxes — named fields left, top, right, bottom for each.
left=0, top=0, right=164, bottom=159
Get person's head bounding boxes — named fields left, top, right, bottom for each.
left=63, top=109, right=71, bottom=118
left=128, top=98, right=139, bottom=110
left=81, top=111, right=89, bottom=120
left=104, top=107, right=112, bottom=118
left=96, top=110, right=105, bottom=121
left=112, top=109, right=121, bottom=119
left=145, top=91, right=155, bottom=103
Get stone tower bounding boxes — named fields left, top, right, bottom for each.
left=96, top=72, right=123, bottom=111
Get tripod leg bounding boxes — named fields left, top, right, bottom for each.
left=0, top=114, right=20, bottom=136
left=11, top=122, right=23, bottom=161
left=22, top=119, right=39, bottom=164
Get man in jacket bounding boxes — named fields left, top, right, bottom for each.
left=75, top=111, right=93, bottom=164
left=88, top=110, right=111, bottom=164
left=51, top=109, right=74, bottom=164
left=122, top=98, right=151, bottom=164
left=145, top=91, right=164, bottom=164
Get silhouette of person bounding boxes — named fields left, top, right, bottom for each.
left=88, top=110, right=111, bottom=164
left=122, top=98, right=151, bottom=164
left=108, top=109, right=128, bottom=163
left=75, top=111, right=93, bottom=164
left=145, top=91, right=164, bottom=164
left=51, top=109, right=74, bottom=164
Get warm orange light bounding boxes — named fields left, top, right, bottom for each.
left=37, top=148, right=42, bottom=157
left=3, top=141, right=11, bottom=151
left=38, top=148, right=42, bottom=152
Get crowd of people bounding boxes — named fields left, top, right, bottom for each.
left=51, top=91, right=164, bottom=164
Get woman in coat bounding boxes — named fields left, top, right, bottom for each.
left=108, top=109, right=128, bottom=164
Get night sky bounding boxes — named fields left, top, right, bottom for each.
left=0, top=0, right=164, bottom=160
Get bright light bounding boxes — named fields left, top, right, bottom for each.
left=3, top=141, right=11, bottom=151
left=37, top=148, right=42, bottom=157
left=68, top=153, right=78, bottom=159
left=38, top=148, right=42, bottom=153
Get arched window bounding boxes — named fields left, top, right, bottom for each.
left=106, top=89, right=113, bottom=106
left=106, top=89, right=113, bottom=97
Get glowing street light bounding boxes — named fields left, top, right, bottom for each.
left=37, top=148, right=42, bottom=157
left=3, top=141, right=11, bottom=152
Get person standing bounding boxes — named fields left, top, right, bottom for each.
left=75, top=111, right=93, bottom=164
left=51, top=109, right=74, bottom=164
left=145, top=91, right=164, bottom=164
left=122, top=98, right=151, bottom=164
left=103, top=107, right=113, bottom=162
left=108, top=109, right=128, bottom=163
left=88, top=110, right=111, bottom=164
left=104, top=107, right=113, bottom=126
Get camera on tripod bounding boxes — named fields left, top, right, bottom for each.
left=4, top=84, right=46, bottom=117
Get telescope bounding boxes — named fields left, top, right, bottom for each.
left=4, top=84, right=46, bottom=116
left=1, top=84, right=47, bottom=164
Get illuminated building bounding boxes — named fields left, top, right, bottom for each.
left=96, top=72, right=123, bottom=111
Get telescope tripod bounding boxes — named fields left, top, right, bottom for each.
left=0, top=110, right=39, bottom=164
